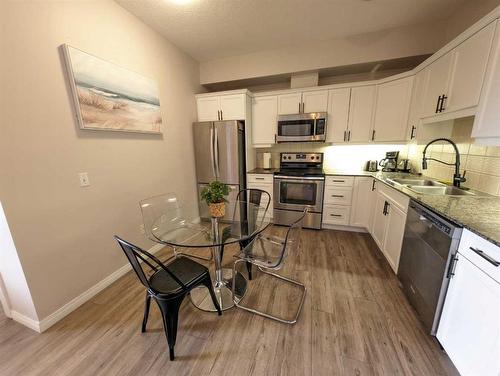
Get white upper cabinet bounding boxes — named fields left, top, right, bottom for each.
left=196, top=96, right=220, bottom=121
left=252, top=95, right=278, bottom=146
left=473, top=20, right=500, bottom=143
left=302, top=90, right=329, bottom=113
left=277, top=92, right=302, bottom=115
left=420, top=53, right=454, bottom=118
left=446, top=22, right=496, bottom=113
left=219, top=94, right=247, bottom=120
left=326, top=88, right=351, bottom=143
left=406, top=70, right=426, bottom=141
left=196, top=92, right=247, bottom=121
left=372, top=76, right=413, bottom=142
left=347, top=85, right=376, bottom=143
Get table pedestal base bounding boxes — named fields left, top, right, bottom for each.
left=190, top=268, right=247, bottom=311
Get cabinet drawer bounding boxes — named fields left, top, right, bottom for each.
left=323, top=205, right=351, bottom=225
left=458, top=229, right=500, bottom=283
left=247, top=174, right=273, bottom=184
left=324, top=186, right=353, bottom=205
left=325, top=176, right=354, bottom=187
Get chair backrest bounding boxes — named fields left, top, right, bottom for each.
left=114, top=236, right=186, bottom=292
left=234, top=188, right=271, bottom=227
left=140, top=193, right=181, bottom=242
left=236, top=188, right=271, bottom=211
left=275, top=209, right=307, bottom=268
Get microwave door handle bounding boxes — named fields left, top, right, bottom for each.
left=313, top=118, right=316, bottom=136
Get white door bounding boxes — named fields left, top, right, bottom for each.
left=370, top=191, right=388, bottom=249
left=350, top=177, right=376, bottom=228
left=278, top=92, right=302, bottom=115
left=406, top=71, right=426, bottom=141
left=326, top=88, right=350, bottom=143
left=197, top=96, right=220, bottom=121
left=473, top=20, right=500, bottom=140
left=347, top=85, right=376, bottom=143
left=302, top=90, right=328, bottom=113
left=372, top=77, right=413, bottom=142
left=437, top=253, right=500, bottom=376
left=420, top=52, right=454, bottom=118
left=382, top=202, right=406, bottom=273
left=446, top=22, right=496, bottom=114
left=219, top=94, right=246, bottom=120
left=252, top=96, right=278, bottom=146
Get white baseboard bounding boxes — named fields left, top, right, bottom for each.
left=13, top=243, right=165, bottom=333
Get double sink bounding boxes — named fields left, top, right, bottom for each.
left=387, top=177, right=476, bottom=196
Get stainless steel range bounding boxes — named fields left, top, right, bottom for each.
left=273, top=153, right=325, bottom=229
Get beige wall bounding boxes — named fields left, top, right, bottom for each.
left=0, top=0, right=201, bottom=320
left=200, top=22, right=446, bottom=85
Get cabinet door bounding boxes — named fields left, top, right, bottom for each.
left=350, top=177, right=376, bottom=228
left=420, top=53, right=454, bottom=118
left=302, top=90, right=328, bottom=113
left=447, top=22, right=496, bottom=114
left=373, top=77, right=413, bottom=142
left=473, top=20, right=500, bottom=140
left=382, top=202, right=406, bottom=273
left=437, top=253, right=500, bottom=376
left=371, top=191, right=388, bottom=249
left=252, top=96, right=277, bottom=145
left=406, top=71, right=426, bottom=141
left=219, top=94, right=246, bottom=120
left=347, top=85, right=376, bottom=142
left=197, top=96, right=220, bottom=121
left=278, top=93, right=302, bottom=115
left=326, top=88, right=350, bottom=143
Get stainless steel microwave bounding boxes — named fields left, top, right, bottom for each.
left=276, top=112, right=327, bottom=143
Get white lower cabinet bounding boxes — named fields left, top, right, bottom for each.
left=322, top=176, right=353, bottom=227
left=350, top=177, right=376, bottom=228
left=437, top=229, right=500, bottom=376
left=369, top=184, right=409, bottom=273
left=246, top=174, right=273, bottom=218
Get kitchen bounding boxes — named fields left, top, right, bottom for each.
left=192, top=5, right=500, bottom=375
left=1, top=1, right=500, bottom=375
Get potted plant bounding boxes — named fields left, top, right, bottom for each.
left=201, top=181, right=230, bottom=218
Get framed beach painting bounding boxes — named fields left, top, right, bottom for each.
left=62, top=44, right=162, bottom=134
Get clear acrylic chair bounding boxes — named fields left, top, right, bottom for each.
left=231, top=209, right=307, bottom=324
left=139, top=193, right=212, bottom=262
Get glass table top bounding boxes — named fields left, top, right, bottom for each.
left=147, top=201, right=270, bottom=248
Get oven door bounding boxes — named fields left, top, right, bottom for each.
left=273, top=176, right=324, bottom=213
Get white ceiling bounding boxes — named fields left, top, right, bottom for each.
left=117, top=0, right=467, bottom=62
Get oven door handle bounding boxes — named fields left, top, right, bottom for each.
left=274, top=176, right=325, bottom=181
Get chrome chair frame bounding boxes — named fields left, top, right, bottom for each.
left=231, top=210, right=307, bottom=324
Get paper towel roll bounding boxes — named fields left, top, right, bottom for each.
left=262, top=152, right=272, bottom=169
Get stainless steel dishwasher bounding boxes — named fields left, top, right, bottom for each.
left=398, top=200, right=462, bottom=335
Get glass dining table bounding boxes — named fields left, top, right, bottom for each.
left=147, top=200, right=270, bottom=311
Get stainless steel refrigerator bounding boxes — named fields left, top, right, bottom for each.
left=193, top=120, right=246, bottom=220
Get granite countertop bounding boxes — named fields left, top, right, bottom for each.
left=248, top=168, right=500, bottom=246
left=247, top=168, right=279, bottom=174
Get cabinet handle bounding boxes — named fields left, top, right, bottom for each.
left=439, top=95, right=447, bottom=113
left=298, top=102, right=301, bottom=113
left=330, top=214, right=342, bottom=217
left=446, top=255, right=459, bottom=278
left=343, top=130, right=347, bottom=142
left=331, top=194, right=344, bottom=198
left=332, top=180, right=345, bottom=183
left=410, top=125, right=416, bottom=139
left=383, top=201, right=390, bottom=215
left=469, top=247, right=500, bottom=267
left=255, top=177, right=265, bottom=180
left=435, top=95, right=443, bottom=114
left=220, top=110, right=223, bottom=120
left=348, top=130, right=351, bottom=141
left=371, top=179, right=376, bottom=191
left=371, top=130, right=376, bottom=141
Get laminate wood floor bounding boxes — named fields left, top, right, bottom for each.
left=0, top=228, right=458, bottom=375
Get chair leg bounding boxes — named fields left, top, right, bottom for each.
left=155, top=296, right=184, bottom=361
left=232, top=259, right=306, bottom=325
left=141, top=292, right=151, bottom=333
left=246, top=261, right=253, bottom=280
left=200, top=275, right=222, bottom=316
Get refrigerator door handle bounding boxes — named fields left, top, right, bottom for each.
left=210, top=124, right=217, bottom=178
left=214, top=125, right=220, bottom=178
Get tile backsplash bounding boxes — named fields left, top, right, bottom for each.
left=254, top=116, right=500, bottom=196
left=407, top=117, right=500, bottom=196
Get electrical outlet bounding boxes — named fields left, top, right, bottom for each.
left=78, top=172, right=90, bottom=187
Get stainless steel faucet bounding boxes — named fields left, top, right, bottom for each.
left=422, top=138, right=466, bottom=188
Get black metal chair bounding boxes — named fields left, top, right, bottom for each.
left=231, top=209, right=307, bottom=324
left=221, top=188, right=271, bottom=280
left=114, top=236, right=221, bottom=361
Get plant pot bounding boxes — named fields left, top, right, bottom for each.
left=209, top=202, right=225, bottom=218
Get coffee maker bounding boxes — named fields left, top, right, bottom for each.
left=379, top=151, right=399, bottom=172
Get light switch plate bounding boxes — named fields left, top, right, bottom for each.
left=79, top=172, right=90, bottom=187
